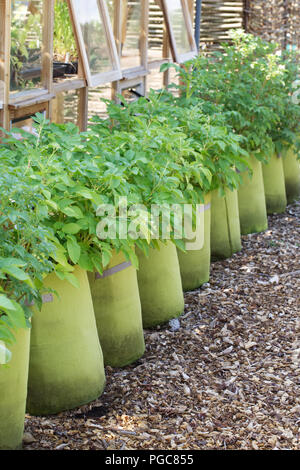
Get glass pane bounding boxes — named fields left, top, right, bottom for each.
left=120, top=1, right=142, bottom=69
left=51, top=90, right=79, bottom=124
left=148, top=0, right=165, bottom=63
left=147, top=70, right=164, bottom=92
left=53, top=0, right=78, bottom=80
left=72, top=0, right=112, bottom=75
left=121, top=86, right=141, bottom=103
left=165, top=0, right=190, bottom=56
left=63, top=90, right=79, bottom=124
left=11, top=115, right=43, bottom=138
left=88, top=84, right=111, bottom=120
left=10, top=0, right=43, bottom=93
left=105, top=0, right=114, bottom=23
left=12, top=117, right=34, bottom=135
left=53, top=0, right=79, bottom=85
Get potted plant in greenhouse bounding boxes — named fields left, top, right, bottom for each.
left=2, top=118, right=110, bottom=415
left=165, top=91, right=247, bottom=265
left=0, top=164, right=57, bottom=448
left=125, top=90, right=247, bottom=281
left=10, top=0, right=78, bottom=92
left=244, top=36, right=289, bottom=214
left=172, top=31, right=290, bottom=234
left=90, top=97, right=212, bottom=324
left=10, top=7, right=43, bottom=91
left=89, top=113, right=185, bottom=329
left=53, top=0, right=78, bottom=77
left=269, top=51, right=300, bottom=205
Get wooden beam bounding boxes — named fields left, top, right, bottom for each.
left=0, top=0, right=10, bottom=134
left=77, top=87, right=88, bottom=131
left=42, top=0, right=54, bottom=119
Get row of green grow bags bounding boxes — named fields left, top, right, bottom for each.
left=1, top=143, right=299, bottom=449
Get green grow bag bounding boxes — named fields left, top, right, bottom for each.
left=0, top=328, right=30, bottom=449
left=177, top=193, right=211, bottom=291
left=88, top=251, right=145, bottom=368
left=282, top=146, right=300, bottom=204
left=137, top=241, right=184, bottom=328
left=27, top=266, right=105, bottom=416
left=262, top=152, right=287, bottom=214
left=210, top=188, right=242, bottom=260
left=238, top=155, right=268, bottom=235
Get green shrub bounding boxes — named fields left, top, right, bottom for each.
left=0, top=164, right=56, bottom=360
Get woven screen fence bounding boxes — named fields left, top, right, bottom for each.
left=149, top=1, right=300, bottom=53
left=198, top=1, right=244, bottom=51
left=244, top=0, right=300, bottom=50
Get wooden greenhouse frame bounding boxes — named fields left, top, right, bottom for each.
left=160, top=0, right=197, bottom=63
left=0, top=0, right=196, bottom=136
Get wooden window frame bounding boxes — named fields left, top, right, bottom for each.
left=112, top=76, right=146, bottom=103
left=8, top=0, right=54, bottom=106
left=0, top=0, right=10, bottom=131
left=160, top=0, right=197, bottom=64
left=113, top=0, right=149, bottom=80
left=68, top=0, right=122, bottom=87
left=147, top=0, right=170, bottom=71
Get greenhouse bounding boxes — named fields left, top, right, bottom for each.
left=0, top=0, right=299, bottom=453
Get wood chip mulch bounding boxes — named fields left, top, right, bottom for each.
left=24, top=200, right=300, bottom=450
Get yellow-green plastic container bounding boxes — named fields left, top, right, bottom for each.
left=0, top=327, right=30, bottom=449
left=177, top=193, right=211, bottom=291
left=211, top=188, right=242, bottom=260
left=282, top=146, right=300, bottom=204
left=238, top=155, right=268, bottom=234
left=137, top=241, right=184, bottom=328
left=27, top=266, right=105, bottom=416
left=88, top=251, right=145, bottom=367
left=262, top=152, right=287, bottom=214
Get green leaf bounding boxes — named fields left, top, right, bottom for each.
left=63, top=272, right=80, bottom=289
left=172, top=238, right=186, bottom=252
left=52, top=247, right=70, bottom=268
left=102, top=250, right=112, bottom=268
left=0, top=294, right=16, bottom=311
left=4, top=301, right=27, bottom=329
left=78, top=253, right=94, bottom=271
left=0, top=326, right=16, bottom=345
left=62, top=223, right=81, bottom=235
left=62, top=206, right=84, bottom=219
left=67, top=237, right=81, bottom=264
left=2, top=266, right=34, bottom=287
left=91, top=255, right=103, bottom=274
left=77, top=188, right=93, bottom=200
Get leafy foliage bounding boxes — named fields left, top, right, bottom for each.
left=104, top=90, right=249, bottom=193
left=0, top=164, right=56, bottom=358
left=1, top=29, right=298, bottom=360
left=53, top=0, right=77, bottom=61
left=164, top=30, right=298, bottom=163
